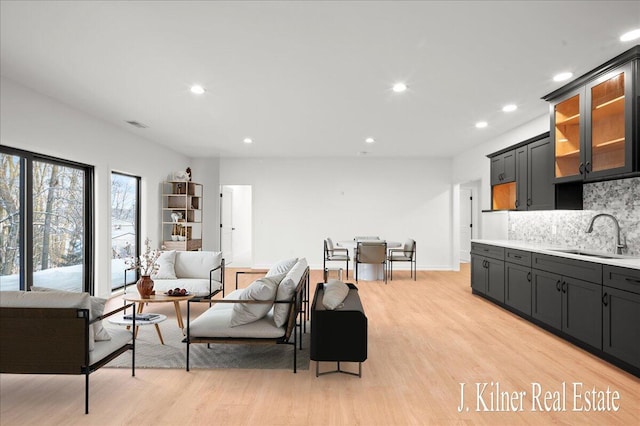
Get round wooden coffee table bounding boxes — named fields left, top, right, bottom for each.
left=123, top=293, right=194, bottom=331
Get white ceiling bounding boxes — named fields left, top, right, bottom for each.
left=1, top=1, right=639, bottom=158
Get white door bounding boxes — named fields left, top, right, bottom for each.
left=220, top=186, right=234, bottom=265
left=459, top=188, right=473, bottom=262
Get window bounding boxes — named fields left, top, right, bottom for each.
left=111, top=172, right=140, bottom=290
left=0, top=147, right=93, bottom=292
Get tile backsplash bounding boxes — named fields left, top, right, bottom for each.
left=507, top=177, right=639, bottom=256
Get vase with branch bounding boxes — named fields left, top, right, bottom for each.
left=125, top=238, right=161, bottom=298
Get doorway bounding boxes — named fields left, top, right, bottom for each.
left=459, top=180, right=480, bottom=263
left=219, top=185, right=252, bottom=267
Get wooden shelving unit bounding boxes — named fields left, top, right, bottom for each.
left=162, top=181, right=202, bottom=251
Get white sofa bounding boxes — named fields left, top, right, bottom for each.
left=186, top=258, right=309, bottom=372
left=150, top=250, right=225, bottom=297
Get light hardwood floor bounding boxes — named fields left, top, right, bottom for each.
left=1, top=265, right=639, bottom=425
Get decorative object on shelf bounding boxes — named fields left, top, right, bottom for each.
left=125, top=238, right=162, bottom=298
left=186, top=167, right=192, bottom=181
left=170, top=212, right=182, bottom=222
left=173, top=170, right=189, bottom=182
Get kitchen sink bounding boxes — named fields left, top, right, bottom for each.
left=547, top=249, right=626, bottom=259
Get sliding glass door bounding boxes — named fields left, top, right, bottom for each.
left=0, top=147, right=93, bottom=292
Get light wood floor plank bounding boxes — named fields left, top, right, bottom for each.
left=1, top=265, right=638, bottom=425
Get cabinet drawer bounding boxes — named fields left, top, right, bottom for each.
left=532, top=253, right=602, bottom=284
left=471, top=243, right=505, bottom=260
left=505, top=249, right=532, bottom=267
left=603, top=265, right=640, bottom=294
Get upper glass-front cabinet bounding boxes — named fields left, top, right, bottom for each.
left=545, top=46, right=639, bottom=183
left=553, top=92, right=582, bottom=180
left=586, top=63, right=633, bottom=179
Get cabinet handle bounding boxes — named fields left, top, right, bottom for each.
left=556, top=280, right=561, bottom=292
left=625, top=277, right=640, bottom=284
left=515, top=200, right=520, bottom=208
left=561, top=281, right=567, bottom=294
left=578, top=162, right=585, bottom=175
left=585, top=161, right=591, bottom=173
left=527, top=272, right=531, bottom=282
left=527, top=198, right=532, bottom=207
left=602, top=293, right=608, bottom=306
left=513, top=254, right=522, bottom=259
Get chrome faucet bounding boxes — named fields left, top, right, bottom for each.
left=585, top=213, right=626, bottom=255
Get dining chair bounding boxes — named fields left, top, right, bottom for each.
left=355, top=241, right=387, bottom=283
left=387, top=239, right=416, bottom=281
left=324, top=238, right=349, bottom=279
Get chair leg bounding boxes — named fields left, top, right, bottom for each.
left=346, top=259, right=349, bottom=279
left=355, top=263, right=358, bottom=282
left=390, top=259, right=393, bottom=280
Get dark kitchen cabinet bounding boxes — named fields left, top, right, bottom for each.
left=471, top=243, right=505, bottom=302
left=514, top=134, right=555, bottom=210
left=602, top=266, right=640, bottom=369
left=531, top=269, right=602, bottom=349
left=491, top=150, right=516, bottom=185
left=505, top=262, right=532, bottom=315
left=544, top=46, right=639, bottom=183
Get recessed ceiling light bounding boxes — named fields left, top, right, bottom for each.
left=392, top=82, right=407, bottom=93
left=553, top=72, right=573, bottom=82
left=365, top=137, right=375, bottom=143
left=190, top=85, right=206, bottom=95
left=243, top=138, right=253, bottom=144
left=475, top=121, right=488, bottom=129
left=502, top=104, right=517, bottom=113
left=620, top=28, right=640, bottom=42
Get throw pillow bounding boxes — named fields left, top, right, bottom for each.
left=152, top=250, right=177, bottom=279
left=230, top=273, right=285, bottom=327
left=30, top=286, right=112, bottom=341
left=265, top=258, right=298, bottom=277
left=322, top=279, right=350, bottom=310
left=272, top=277, right=297, bottom=328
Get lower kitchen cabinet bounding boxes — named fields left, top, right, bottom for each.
left=471, top=254, right=504, bottom=302
left=532, top=269, right=602, bottom=348
left=532, top=269, right=562, bottom=329
left=602, top=287, right=640, bottom=369
left=505, top=263, right=532, bottom=315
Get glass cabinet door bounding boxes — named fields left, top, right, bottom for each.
left=588, top=67, right=628, bottom=175
left=554, top=93, right=582, bottom=179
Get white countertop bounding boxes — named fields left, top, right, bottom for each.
left=472, top=239, right=640, bottom=270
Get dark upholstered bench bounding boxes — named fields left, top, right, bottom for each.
left=310, top=282, right=367, bottom=377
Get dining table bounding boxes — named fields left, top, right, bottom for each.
left=337, top=239, right=401, bottom=281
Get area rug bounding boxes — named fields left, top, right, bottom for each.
left=104, top=321, right=310, bottom=370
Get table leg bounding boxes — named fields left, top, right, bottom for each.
left=173, top=301, right=185, bottom=332
left=154, top=324, right=165, bottom=345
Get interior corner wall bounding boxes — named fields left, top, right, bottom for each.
left=219, top=157, right=454, bottom=271
left=451, top=114, right=549, bottom=238
left=0, top=76, right=194, bottom=298
left=189, top=157, right=220, bottom=251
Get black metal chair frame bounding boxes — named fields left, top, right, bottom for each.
left=355, top=241, right=387, bottom=283
left=388, top=241, right=417, bottom=281
left=324, top=239, right=349, bottom=280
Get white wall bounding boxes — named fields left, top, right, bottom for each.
left=189, top=157, right=220, bottom=251
left=220, top=157, right=454, bottom=270
left=0, top=76, right=196, bottom=298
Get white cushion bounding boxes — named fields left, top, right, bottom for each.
left=190, top=309, right=284, bottom=338
left=272, top=258, right=308, bottom=327
left=230, top=273, right=285, bottom=327
left=29, top=286, right=112, bottom=342
left=322, top=280, right=350, bottom=310
left=174, top=251, right=222, bottom=280
left=265, top=258, right=297, bottom=277
left=152, top=278, right=222, bottom=297
left=152, top=250, right=177, bottom=279
left=90, top=328, right=132, bottom=365
left=1, top=290, right=96, bottom=350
